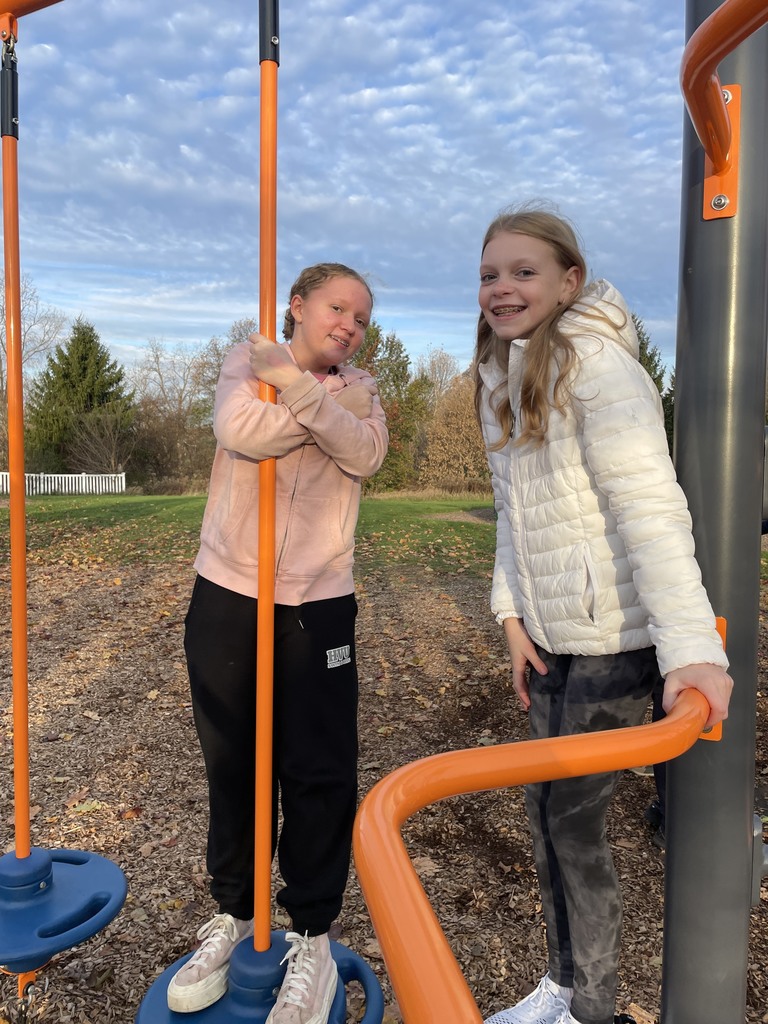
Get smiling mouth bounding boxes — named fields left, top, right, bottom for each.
left=492, top=305, right=526, bottom=316
left=330, top=334, right=349, bottom=348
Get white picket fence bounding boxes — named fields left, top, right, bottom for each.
left=0, top=472, right=126, bottom=496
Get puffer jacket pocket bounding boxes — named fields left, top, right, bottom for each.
left=581, top=544, right=599, bottom=624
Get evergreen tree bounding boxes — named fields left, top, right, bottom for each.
left=633, top=312, right=674, bottom=454
left=352, top=321, right=429, bottom=489
left=633, top=313, right=666, bottom=394
left=26, top=318, right=133, bottom=472
left=663, top=371, right=675, bottom=457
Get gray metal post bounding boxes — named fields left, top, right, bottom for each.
left=662, top=3, right=768, bottom=1021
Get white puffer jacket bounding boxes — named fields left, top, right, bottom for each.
left=479, top=280, right=727, bottom=677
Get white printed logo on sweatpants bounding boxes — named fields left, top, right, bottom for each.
left=326, top=645, right=351, bottom=669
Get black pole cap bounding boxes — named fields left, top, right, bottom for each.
left=259, top=0, right=279, bottom=64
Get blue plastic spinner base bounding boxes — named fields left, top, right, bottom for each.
left=136, top=930, right=384, bottom=1023
left=0, top=846, right=128, bottom=973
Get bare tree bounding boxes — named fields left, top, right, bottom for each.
left=0, top=276, right=66, bottom=458
left=227, top=316, right=258, bottom=345
left=415, top=346, right=462, bottom=412
left=0, top=276, right=66, bottom=388
left=129, top=338, right=227, bottom=486
left=67, top=401, right=136, bottom=474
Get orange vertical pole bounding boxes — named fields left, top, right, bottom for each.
left=253, top=5, right=279, bottom=953
left=1, top=17, right=30, bottom=861
left=1, top=0, right=67, bottom=870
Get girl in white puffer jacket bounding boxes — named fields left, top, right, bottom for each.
left=474, top=207, right=732, bottom=1024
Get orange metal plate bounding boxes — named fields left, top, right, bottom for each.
left=703, top=84, right=740, bottom=220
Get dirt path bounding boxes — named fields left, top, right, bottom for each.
left=0, top=560, right=766, bottom=1022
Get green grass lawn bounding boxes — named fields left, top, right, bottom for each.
left=0, top=492, right=497, bottom=577
left=357, top=492, right=495, bottom=574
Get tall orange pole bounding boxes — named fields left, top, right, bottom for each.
left=254, top=1, right=279, bottom=953
left=1, top=0, right=66, bottom=861
left=2, top=15, right=30, bottom=861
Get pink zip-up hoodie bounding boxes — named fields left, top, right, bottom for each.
left=193, top=342, right=389, bottom=605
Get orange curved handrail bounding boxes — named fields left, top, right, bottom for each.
left=354, top=689, right=711, bottom=1024
left=680, top=0, right=768, bottom=173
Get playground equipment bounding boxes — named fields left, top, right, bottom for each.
left=135, top=3, right=385, bottom=1019
left=354, top=689, right=718, bottom=1024
left=352, top=1, right=768, bottom=1022
left=664, top=0, right=768, bottom=1018
left=0, top=0, right=127, bottom=1014
left=4, top=1, right=764, bottom=1021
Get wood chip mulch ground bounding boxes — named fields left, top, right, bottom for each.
left=0, top=550, right=766, bottom=1022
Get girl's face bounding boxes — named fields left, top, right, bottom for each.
left=478, top=231, right=580, bottom=341
left=289, top=277, right=372, bottom=374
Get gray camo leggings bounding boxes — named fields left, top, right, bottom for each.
left=525, top=645, right=661, bottom=1024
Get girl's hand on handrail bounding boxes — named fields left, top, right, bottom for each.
left=662, top=663, right=734, bottom=730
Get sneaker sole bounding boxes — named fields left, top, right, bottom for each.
left=167, top=963, right=229, bottom=1013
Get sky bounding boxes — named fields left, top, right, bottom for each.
left=12, top=0, right=689, bottom=374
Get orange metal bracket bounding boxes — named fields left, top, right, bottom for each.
left=702, top=84, right=740, bottom=221
left=354, top=689, right=714, bottom=1024
left=680, top=0, right=768, bottom=220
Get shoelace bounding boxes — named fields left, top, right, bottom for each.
left=278, top=931, right=318, bottom=1008
left=516, top=977, right=566, bottom=1023
left=191, top=914, right=241, bottom=966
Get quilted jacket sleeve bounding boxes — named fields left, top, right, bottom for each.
left=572, top=338, right=728, bottom=675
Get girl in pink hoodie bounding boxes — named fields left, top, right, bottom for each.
left=167, top=263, right=388, bottom=1022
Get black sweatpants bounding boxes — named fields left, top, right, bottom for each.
left=184, top=575, right=359, bottom=936
left=525, top=645, right=661, bottom=1024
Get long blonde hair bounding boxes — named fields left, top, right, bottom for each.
left=472, top=207, right=587, bottom=448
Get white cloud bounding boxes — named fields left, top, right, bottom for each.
left=3, top=0, right=689, bottom=374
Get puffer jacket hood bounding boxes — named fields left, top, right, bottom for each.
left=560, top=279, right=638, bottom=357
left=479, top=280, right=727, bottom=676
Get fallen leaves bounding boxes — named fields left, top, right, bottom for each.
left=0, top=558, right=764, bottom=1024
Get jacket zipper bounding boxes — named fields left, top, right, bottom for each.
left=509, top=430, right=547, bottom=646
left=275, top=447, right=305, bottom=575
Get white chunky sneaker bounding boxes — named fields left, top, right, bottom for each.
left=484, top=973, right=573, bottom=1024
left=166, top=912, right=254, bottom=1013
left=266, top=931, right=338, bottom=1024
